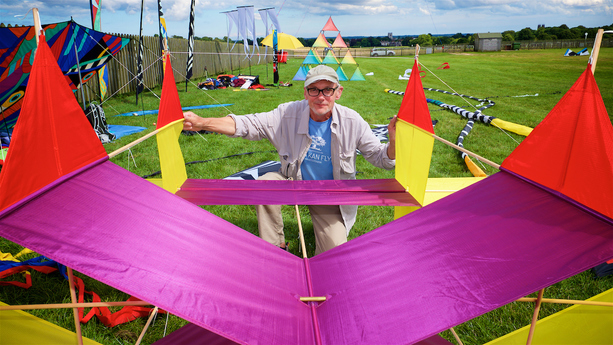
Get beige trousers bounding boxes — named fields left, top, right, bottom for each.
left=255, top=172, right=347, bottom=255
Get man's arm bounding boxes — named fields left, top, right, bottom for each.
left=183, top=111, right=236, bottom=135
left=386, top=115, right=397, bottom=160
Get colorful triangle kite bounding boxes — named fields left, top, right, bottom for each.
left=321, top=50, right=339, bottom=64
left=292, top=65, right=308, bottom=81
left=302, top=49, right=322, bottom=65
left=335, top=66, right=348, bottom=81
left=312, top=33, right=331, bottom=48
left=321, top=16, right=339, bottom=32
left=349, top=67, right=366, bottom=81
left=340, top=50, right=356, bottom=65
left=332, top=33, right=347, bottom=48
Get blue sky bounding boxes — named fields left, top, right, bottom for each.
left=0, top=0, right=611, bottom=40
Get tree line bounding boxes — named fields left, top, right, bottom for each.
left=2, top=22, right=611, bottom=48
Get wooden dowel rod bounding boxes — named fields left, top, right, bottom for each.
left=516, top=297, right=613, bottom=307
left=295, top=205, right=308, bottom=259
left=433, top=134, right=500, bottom=169
left=591, top=29, right=604, bottom=74
left=526, top=289, right=544, bottom=345
left=67, top=268, right=84, bottom=345
left=135, top=306, right=159, bottom=345
left=33, top=8, right=41, bottom=47
left=0, top=300, right=151, bottom=311
left=108, top=129, right=159, bottom=158
left=299, top=296, right=327, bottom=302
left=449, top=327, right=464, bottom=345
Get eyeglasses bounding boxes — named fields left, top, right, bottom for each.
left=306, top=87, right=338, bottom=97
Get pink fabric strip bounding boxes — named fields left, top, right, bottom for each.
left=0, top=161, right=314, bottom=345
left=177, top=178, right=419, bottom=206
left=309, top=171, right=613, bottom=344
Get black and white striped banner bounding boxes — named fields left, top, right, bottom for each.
left=185, top=0, right=195, bottom=91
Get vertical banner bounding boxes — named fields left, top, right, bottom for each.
left=90, top=0, right=101, bottom=30
left=135, top=0, right=145, bottom=104
left=186, top=0, right=195, bottom=92
left=258, top=8, right=269, bottom=60
left=273, top=29, right=279, bottom=84
left=158, top=0, right=170, bottom=74
left=90, top=0, right=108, bottom=101
left=237, top=6, right=250, bottom=58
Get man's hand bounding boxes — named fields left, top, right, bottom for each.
left=183, top=111, right=202, bottom=131
left=182, top=111, right=237, bottom=135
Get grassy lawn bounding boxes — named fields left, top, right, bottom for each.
left=1, top=48, right=612, bottom=344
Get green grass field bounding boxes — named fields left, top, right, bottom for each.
left=1, top=48, right=612, bottom=344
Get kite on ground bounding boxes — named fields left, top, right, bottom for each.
left=0, top=35, right=612, bottom=345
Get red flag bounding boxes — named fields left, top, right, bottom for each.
left=502, top=64, right=613, bottom=219
left=157, top=54, right=184, bottom=129
left=0, top=38, right=106, bottom=211
left=397, top=58, right=434, bottom=133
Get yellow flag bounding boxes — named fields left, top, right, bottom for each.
left=394, top=119, right=434, bottom=219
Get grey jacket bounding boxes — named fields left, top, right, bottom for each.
left=228, top=99, right=395, bottom=232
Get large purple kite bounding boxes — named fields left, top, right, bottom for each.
left=0, top=37, right=611, bottom=345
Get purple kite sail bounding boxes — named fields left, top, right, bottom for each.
left=0, top=37, right=612, bottom=345
left=177, top=178, right=419, bottom=206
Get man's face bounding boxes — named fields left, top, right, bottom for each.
left=304, top=80, right=343, bottom=121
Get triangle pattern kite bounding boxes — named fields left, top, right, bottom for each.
left=321, top=16, right=339, bottom=32
left=321, top=50, right=339, bottom=64
left=312, top=33, right=330, bottom=48
left=341, top=50, right=356, bottom=65
left=335, top=66, right=348, bottom=81
left=292, top=65, right=308, bottom=81
left=349, top=67, right=366, bottom=81
left=332, top=33, right=347, bottom=48
left=302, top=49, right=322, bottom=65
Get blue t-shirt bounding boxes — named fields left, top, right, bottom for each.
left=301, top=117, right=333, bottom=180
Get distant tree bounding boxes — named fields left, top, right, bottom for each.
left=501, top=30, right=515, bottom=41
left=414, top=34, right=433, bottom=46
left=516, top=27, right=536, bottom=40
left=401, top=36, right=413, bottom=46
left=452, top=32, right=463, bottom=39
left=171, top=35, right=184, bottom=39
left=0, top=23, right=5, bottom=28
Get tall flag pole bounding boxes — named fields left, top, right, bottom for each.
left=135, top=0, right=145, bottom=105
left=158, top=0, right=170, bottom=75
left=273, top=29, right=279, bottom=84
left=90, top=0, right=108, bottom=102
left=185, top=0, right=195, bottom=92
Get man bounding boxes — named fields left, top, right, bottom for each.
left=183, top=65, right=397, bottom=254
